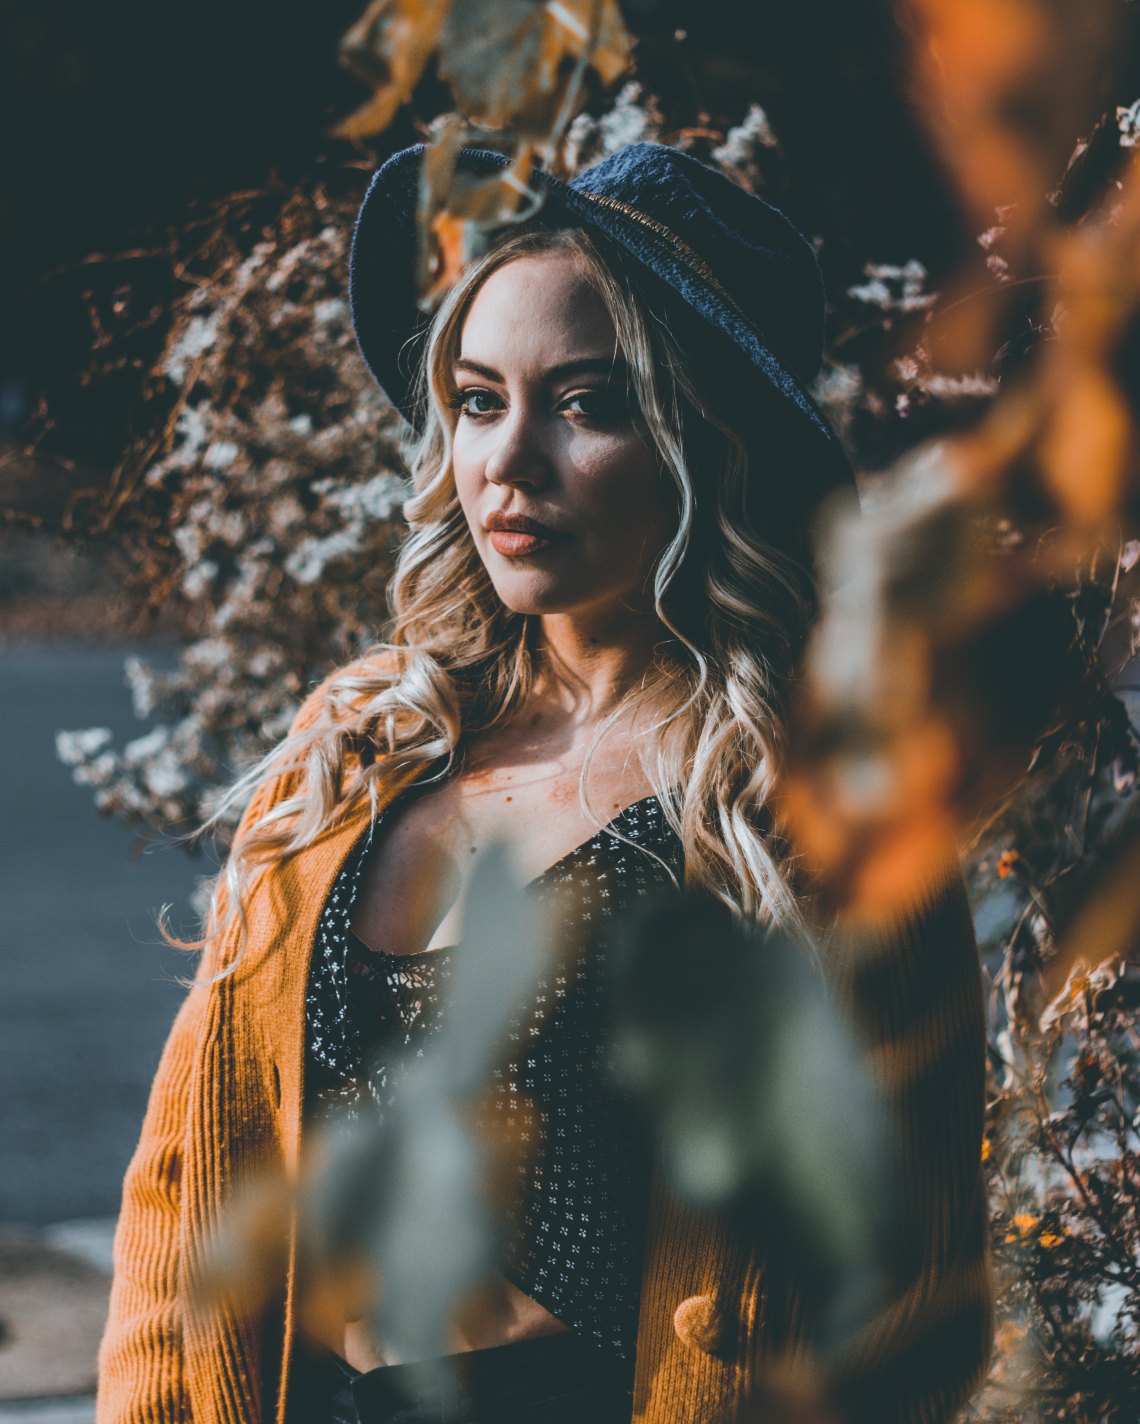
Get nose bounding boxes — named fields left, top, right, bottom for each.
left=482, top=403, right=551, bottom=491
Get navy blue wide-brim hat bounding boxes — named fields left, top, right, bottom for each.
left=349, top=141, right=857, bottom=528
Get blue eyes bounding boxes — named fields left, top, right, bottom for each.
left=445, top=387, right=623, bottom=423
left=447, top=389, right=500, bottom=418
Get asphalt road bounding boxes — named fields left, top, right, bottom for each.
left=0, top=643, right=200, bottom=1226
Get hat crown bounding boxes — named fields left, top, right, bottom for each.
left=567, top=142, right=825, bottom=385
left=348, top=139, right=854, bottom=520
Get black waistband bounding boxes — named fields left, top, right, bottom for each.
left=290, top=1332, right=633, bottom=1424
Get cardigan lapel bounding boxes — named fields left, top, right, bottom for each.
left=250, top=761, right=430, bottom=1424
left=246, top=760, right=431, bottom=1178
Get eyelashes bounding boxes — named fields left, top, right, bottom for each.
left=443, top=386, right=630, bottom=423
left=445, top=388, right=500, bottom=419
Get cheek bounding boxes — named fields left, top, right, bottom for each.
left=451, top=433, right=483, bottom=515
left=576, top=438, right=673, bottom=546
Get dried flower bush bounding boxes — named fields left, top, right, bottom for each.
left=57, top=190, right=407, bottom=833
left=958, top=542, right=1140, bottom=1421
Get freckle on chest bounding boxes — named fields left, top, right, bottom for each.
left=548, top=780, right=578, bottom=809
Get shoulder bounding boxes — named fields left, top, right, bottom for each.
left=287, top=646, right=405, bottom=738
left=232, top=648, right=405, bottom=841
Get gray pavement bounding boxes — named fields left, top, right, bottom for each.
left=0, top=1398, right=94, bottom=1423
left=0, top=1223, right=110, bottom=1407
left=0, top=642, right=201, bottom=1403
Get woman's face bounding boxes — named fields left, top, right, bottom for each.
left=449, top=251, right=675, bottom=621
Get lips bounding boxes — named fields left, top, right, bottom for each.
left=484, top=511, right=566, bottom=558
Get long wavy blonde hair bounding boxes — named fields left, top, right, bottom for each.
left=201, top=221, right=818, bottom=962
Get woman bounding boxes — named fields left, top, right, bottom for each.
left=96, top=143, right=992, bottom=1424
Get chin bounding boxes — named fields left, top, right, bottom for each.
left=489, top=580, right=576, bottom=617
left=483, top=565, right=601, bottom=618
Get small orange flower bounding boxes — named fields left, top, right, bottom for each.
left=981, top=1137, right=992, bottom=1161
left=1005, top=1211, right=1040, bottom=1241
left=1038, top=1231, right=1065, bottom=1249
left=996, top=848, right=1020, bottom=879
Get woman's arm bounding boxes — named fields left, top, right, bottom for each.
left=95, top=968, right=209, bottom=1424
left=826, top=869, right=994, bottom=1423
left=95, top=749, right=300, bottom=1424
left=93, top=665, right=359, bottom=1423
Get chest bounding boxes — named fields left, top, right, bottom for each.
left=306, top=787, right=684, bottom=1123
left=351, top=758, right=657, bottom=959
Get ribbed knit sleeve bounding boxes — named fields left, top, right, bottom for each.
left=825, top=869, right=994, bottom=1423
left=94, top=676, right=337, bottom=1424
left=95, top=975, right=207, bottom=1424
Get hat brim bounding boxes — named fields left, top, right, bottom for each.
left=349, top=144, right=858, bottom=521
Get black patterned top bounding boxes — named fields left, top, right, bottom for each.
left=303, top=788, right=683, bottom=1361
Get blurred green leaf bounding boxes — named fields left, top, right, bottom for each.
left=305, top=842, right=547, bottom=1378
left=609, top=894, right=892, bottom=1352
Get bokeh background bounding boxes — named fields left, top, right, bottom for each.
left=3, top=1, right=1140, bottom=1419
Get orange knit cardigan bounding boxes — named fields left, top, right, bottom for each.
left=96, top=671, right=993, bottom=1424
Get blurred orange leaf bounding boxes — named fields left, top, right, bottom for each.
left=781, top=705, right=962, bottom=923
left=417, top=134, right=539, bottom=307
left=334, top=0, right=452, bottom=140
left=438, top=0, right=631, bottom=137
left=1040, top=367, right=1131, bottom=529
left=551, top=0, right=631, bottom=85
left=1041, top=829, right=1140, bottom=1009
left=427, top=211, right=470, bottom=298
left=782, top=439, right=1096, bottom=921
left=904, top=0, right=1116, bottom=245
left=336, top=0, right=633, bottom=304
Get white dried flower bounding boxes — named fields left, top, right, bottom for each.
left=162, top=313, right=220, bottom=383
left=56, top=727, right=114, bottom=765
left=712, top=104, right=779, bottom=167
left=1117, top=99, right=1140, bottom=148
left=204, top=439, right=241, bottom=471
left=847, top=260, right=938, bottom=314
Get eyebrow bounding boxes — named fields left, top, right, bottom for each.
left=453, top=355, right=627, bottom=383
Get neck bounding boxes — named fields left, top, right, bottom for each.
left=532, top=606, right=664, bottom=723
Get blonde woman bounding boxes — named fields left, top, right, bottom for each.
left=97, top=143, right=992, bottom=1424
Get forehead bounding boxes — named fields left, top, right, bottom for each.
left=457, top=252, right=619, bottom=368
